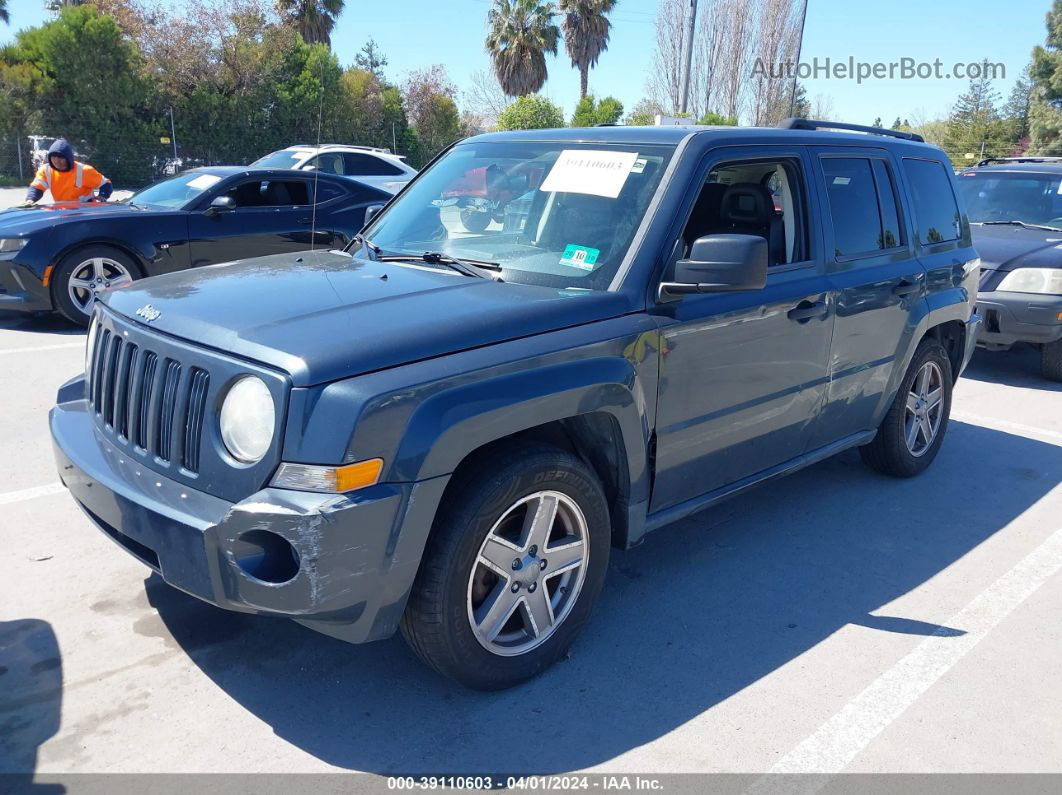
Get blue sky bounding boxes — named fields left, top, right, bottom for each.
left=1, top=0, right=1048, bottom=124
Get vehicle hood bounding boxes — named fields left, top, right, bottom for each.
left=970, top=223, right=1062, bottom=273
left=0, top=202, right=144, bottom=235
left=102, top=249, right=632, bottom=386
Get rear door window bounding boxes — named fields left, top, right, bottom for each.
left=344, top=153, right=404, bottom=176
left=227, top=179, right=310, bottom=208
left=821, top=158, right=884, bottom=257
left=902, top=158, right=962, bottom=244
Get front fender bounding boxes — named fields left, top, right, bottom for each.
left=395, top=356, right=650, bottom=493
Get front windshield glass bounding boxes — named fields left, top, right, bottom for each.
left=363, top=141, right=675, bottom=290
left=956, top=171, right=1062, bottom=229
left=129, top=171, right=226, bottom=209
left=252, top=150, right=309, bottom=168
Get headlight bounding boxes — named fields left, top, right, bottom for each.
left=0, top=238, right=27, bottom=254
left=996, top=268, right=1062, bottom=295
left=219, top=376, right=275, bottom=463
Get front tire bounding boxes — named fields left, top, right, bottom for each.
left=52, top=245, right=140, bottom=326
left=401, top=442, right=610, bottom=690
left=1042, top=339, right=1062, bottom=382
left=860, top=338, right=953, bottom=477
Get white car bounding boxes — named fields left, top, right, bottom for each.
left=251, top=144, right=416, bottom=193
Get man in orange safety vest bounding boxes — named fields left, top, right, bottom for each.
left=25, top=138, right=113, bottom=204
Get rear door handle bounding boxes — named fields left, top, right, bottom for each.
left=892, top=281, right=921, bottom=297
left=787, top=300, right=828, bottom=322
left=298, top=217, right=313, bottom=224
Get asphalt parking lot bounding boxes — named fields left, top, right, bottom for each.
left=1, top=307, right=1060, bottom=782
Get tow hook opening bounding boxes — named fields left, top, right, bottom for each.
left=231, top=529, right=300, bottom=584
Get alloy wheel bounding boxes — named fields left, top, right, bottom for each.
left=466, top=490, right=589, bottom=657
left=67, top=257, right=134, bottom=316
left=904, top=360, right=944, bottom=457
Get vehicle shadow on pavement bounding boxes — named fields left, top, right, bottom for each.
left=0, top=619, right=64, bottom=790
left=148, top=420, right=1062, bottom=775
left=963, top=346, right=1062, bottom=392
left=0, top=311, right=81, bottom=336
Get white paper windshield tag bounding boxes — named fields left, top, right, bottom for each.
left=187, top=174, right=222, bottom=190
left=540, top=150, right=638, bottom=199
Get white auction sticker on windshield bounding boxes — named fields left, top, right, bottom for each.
left=187, top=174, right=222, bottom=190
left=540, top=150, right=639, bottom=198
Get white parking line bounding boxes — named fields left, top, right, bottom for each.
left=953, top=411, right=1062, bottom=444
left=0, top=482, right=66, bottom=505
left=0, top=341, right=83, bottom=355
left=748, top=524, right=1062, bottom=792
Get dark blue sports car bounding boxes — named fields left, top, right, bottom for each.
left=0, top=167, right=390, bottom=324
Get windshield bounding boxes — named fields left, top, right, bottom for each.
left=956, top=171, right=1062, bottom=229
left=129, top=171, right=226, bottom=209
left=363, top=141, right=675, bottom=290
left=252, top=149, right=310, bottom=168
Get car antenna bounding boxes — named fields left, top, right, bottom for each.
left=309, top=54, right=326, bottom=256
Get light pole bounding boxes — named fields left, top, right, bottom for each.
left=679, top=0, right=698, bottom=116
left=788, top=0, right=810, bottom=118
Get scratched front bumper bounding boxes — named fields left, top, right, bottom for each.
left=50, top=388, right=417, bottom=643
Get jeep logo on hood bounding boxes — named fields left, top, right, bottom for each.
left=135, top=304, right=161, bottom=322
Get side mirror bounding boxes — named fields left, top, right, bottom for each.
left=364, top=204, right=384, bottom=225
left=205, top=195, right=235, bottom=216
left=659, top=234, right=769, bottom=299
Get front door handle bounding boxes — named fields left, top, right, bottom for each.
left=787, top=300, right=828, bottom=322
left=892, top=281, right=921, bottom=297
left=298, top=217, right=314, bottom=224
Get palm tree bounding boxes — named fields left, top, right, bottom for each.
left=277, top=0, right=345, bottom=47
left=558, top=0, right=616, bottom=99
left=0, top=0, right=9, bottom=25
left=486, top=0, right=560, bottom=97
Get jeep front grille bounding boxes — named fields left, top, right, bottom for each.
left=86, top=320, right=209, bottom=474
left=82, top=306, right=288, bottom=502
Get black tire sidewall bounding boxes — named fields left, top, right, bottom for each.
left=883, top=341, right=953, bottom=475
left=429, top=451, right=610, bottom=689
left=52, top=245, right=140, bottom=326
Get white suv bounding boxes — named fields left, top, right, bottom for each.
left=251, top=144, right=416, bottom=193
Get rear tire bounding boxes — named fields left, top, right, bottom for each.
left=860, top=338, right=953, bottom=477
left=400, top=442, right=610, bottom=690
left=52, top=245, right=141, bottom=326
left=1041, top=339, right=1062, bottom=382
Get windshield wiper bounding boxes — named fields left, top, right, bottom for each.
left=376, top=251, right=504, bottom=281
left=980, top=220, right=1062, bottom=232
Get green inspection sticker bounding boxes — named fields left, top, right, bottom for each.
left=559, top=244, right=600, bottom=271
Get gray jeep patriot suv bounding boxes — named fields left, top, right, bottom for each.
left=51, top=120, right=981, bottom=689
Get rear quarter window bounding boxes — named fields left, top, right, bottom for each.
left=902, top=158, right=962, bottom=244
left=344, top=153, right=404, bottom=177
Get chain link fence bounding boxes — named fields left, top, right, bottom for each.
left=0, top=124, right=422, bottom=191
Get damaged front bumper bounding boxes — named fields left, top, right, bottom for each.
left=50, top=378, right=449, bottom=644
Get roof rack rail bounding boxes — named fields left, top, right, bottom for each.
left=975, top=156, right=1062, bottom=167
left=777, top=117, right=925, bottom=143
left=319, top=143, right=393, bottom=154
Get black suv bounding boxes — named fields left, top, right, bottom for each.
left=955, top=157, right=1062, bottom=381
left=51, top=120, right=980, bottom=689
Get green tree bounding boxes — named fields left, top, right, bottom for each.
left=1004, top=66, right=1032, bottom=144
left=486, top=0, right=560, bottom=97
left=943, top=73, right=1011, bottom=164
left=625, top=97, right=662, bottom=126
left=0, top=1, right=8, bottom=25
left=871, top=117, right=883, bottom=127
left=497, top=94, right=564, bottom=130
left=558, top=0, right=616, bottom=99
left=697, top=111, right=737, bottom=125
left=570, top=93, right=622, bottom=126
left=1030, top=1, right=1062, bottom=154
left=353, top=38, right=388, bottom=80
left=277, top=0, right=344, bottom=47
left=6, top=6, right=156, bottom=183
